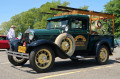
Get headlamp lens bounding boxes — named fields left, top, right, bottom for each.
left=17, top=32, right=22, bottom=40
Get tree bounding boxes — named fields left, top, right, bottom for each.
left=37, top=0, right=70, bottom=29
left=104, top=0, right=120, bottom=38
left=0, top=21, right=12, bottom=35
left=79, top=5, right=89, bottom=10
left=0, top=0, right=70, bottom=35
left=0, top=0, right=90, bottom=36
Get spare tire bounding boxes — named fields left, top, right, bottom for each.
left=55, top=33, right=75, bottom=57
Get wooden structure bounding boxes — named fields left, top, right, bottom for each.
left=50, top=6, right=115, bottom=34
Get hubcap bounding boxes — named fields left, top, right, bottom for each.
left=38, top=54, right=47, bottom=64
left=99, top=48, right=108, bottom=62
left=61, top=41, right=69, bottom=51
left=35, top=49, right=52, bottom=69
left=61, top=38, right=73, bottom=54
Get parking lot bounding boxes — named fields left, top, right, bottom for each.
left=0, top=47, right=120, bottom=79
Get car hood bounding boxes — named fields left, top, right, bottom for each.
left=31, top=29, right=62, bottom=36
left=25, top=29, right=62, bottom=41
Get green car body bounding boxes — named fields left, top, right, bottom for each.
left=7, top=14, right=114, bottom=73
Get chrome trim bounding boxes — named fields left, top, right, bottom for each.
left=6, top=50, right=29, bottom=59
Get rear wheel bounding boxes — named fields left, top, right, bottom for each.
left=30, top=46, right=55, bottom=73
left=95, top=45, right=109, bottom=65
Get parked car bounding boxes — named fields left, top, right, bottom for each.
left=117, top=40, right=120, bottom=46
left=114, top=39, right=120, bottom=47
left=114, top=39, right=119, bottom=47
left=0, top=35, right=10, bottom=49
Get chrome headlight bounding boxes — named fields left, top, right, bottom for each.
left=29, top=31, right=34, bottom=40
left=25, top=28, right=34, bottom=40
left=17, top=32, right=22, bottom=40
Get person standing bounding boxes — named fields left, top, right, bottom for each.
left=7, top=25, right=16, bottom=42
left=7, top=25, right=16, bottom=50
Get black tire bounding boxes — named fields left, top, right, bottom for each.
left=95, top=45, right=109, bottom=65
left=8, top=55, right=28, bottom=66
left=55, top=33, right=75, bottom=57
left=30, top=46, right=55, bottom=73
left=8, top=48, right=28, bottom=66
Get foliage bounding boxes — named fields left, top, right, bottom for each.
left=0, top=0, right=70, bottom=36
left=79, top=5, right=89, bottom=10
left=0, top=0, right=89, bottom=37
left=0, top=21, right=12, bottom=35
left=104, top=0, right=120, bottom=38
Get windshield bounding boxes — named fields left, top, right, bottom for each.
left=47, top=19, right=68, bottom=29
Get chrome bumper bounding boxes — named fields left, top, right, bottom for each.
left=6, top=50, right=29, bottom=59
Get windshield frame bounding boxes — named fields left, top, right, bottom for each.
left=47, top=18, right=69, bottom=30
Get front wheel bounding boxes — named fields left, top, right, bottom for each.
left=95, top=45, right=109, bottom=65
left=30, top=46, right=55, bottom=73
left=8, top=56, right=28, bottom=66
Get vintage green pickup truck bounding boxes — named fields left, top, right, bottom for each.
left=7, top=6, right=115, bottom=73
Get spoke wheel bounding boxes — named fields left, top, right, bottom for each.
left=30, top=46, right=55, bottom=73
left=8, top=56, right=28, bottom=66
left=95, top=45, right=109, bottom=65
left=99, top=48, right=108, bottom=62
left=61, top=38, right=73, bottom=54
left=55, top=33, right=75, bottom=57
left=35, top=49, right=52, bottom=69
left=13, top=57, right=26, bottom=63
left=8, top=49, right=27, bottom=66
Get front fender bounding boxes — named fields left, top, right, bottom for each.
left=29, top=39, right=54, bottom=47
left=28, top=39, right=69, bottom=59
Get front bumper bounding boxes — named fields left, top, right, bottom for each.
left=6, top=50, right=29, bottom=59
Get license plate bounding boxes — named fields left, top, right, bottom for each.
left=18, top=46, right=26, bottom=53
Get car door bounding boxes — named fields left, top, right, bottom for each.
left=0, top=36, right=10, bottom=49
left=69, top=18, right=89, bottom=50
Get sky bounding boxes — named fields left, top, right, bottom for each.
left=0, top=0, right=110, bottom=25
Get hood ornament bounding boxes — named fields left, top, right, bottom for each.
left=25, top=26, right=31, bottom=33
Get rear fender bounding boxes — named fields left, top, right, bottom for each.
left=28, top=39, right=69, bottom=59
left=95, top=40, right=112, bottom=55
